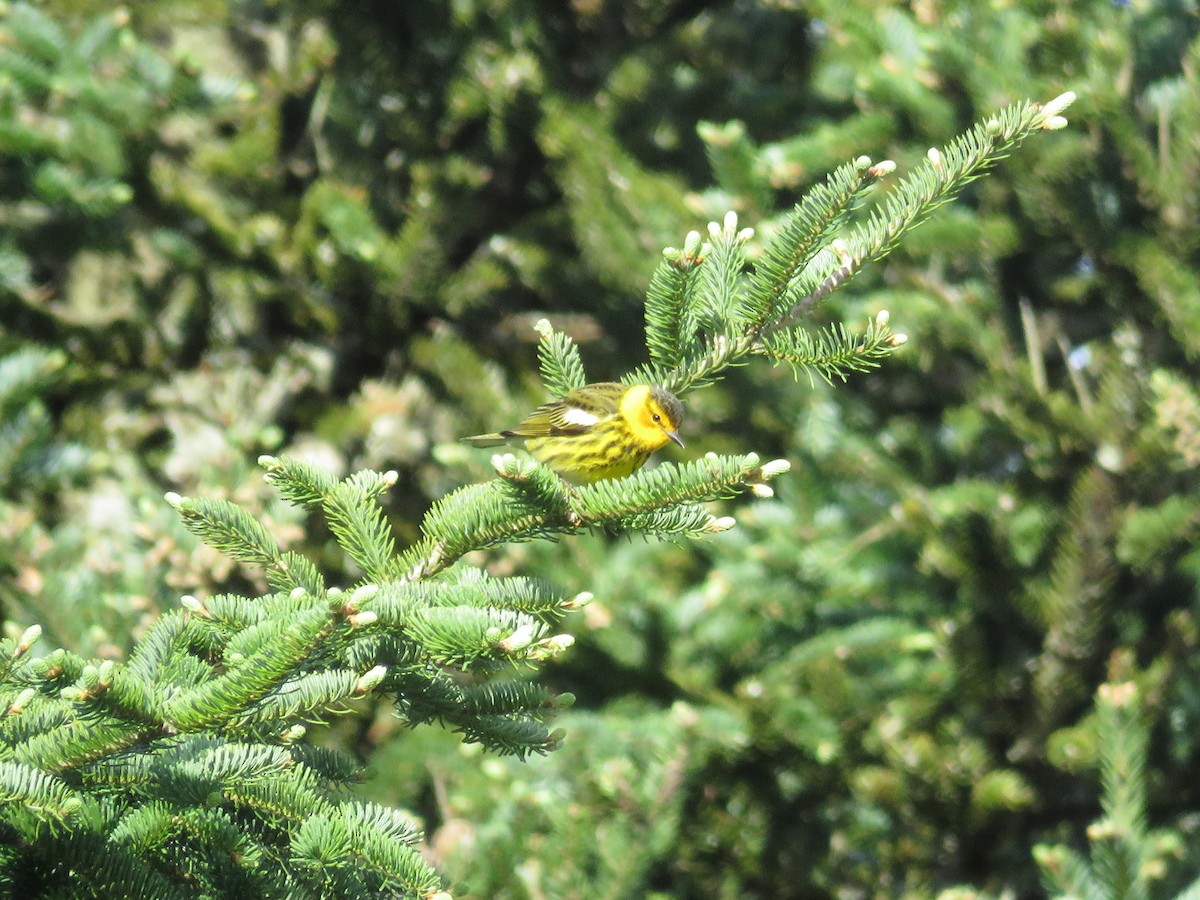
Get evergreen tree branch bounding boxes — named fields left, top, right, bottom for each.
left=535, top=318, right=588, bottom=396
left=754, top=312, right=904, bottom=385
left=644, top=233, right=703, bottom=370
left=391, top=452, right=790, bottom=581
left=631, top=93, right=1074, bottom=396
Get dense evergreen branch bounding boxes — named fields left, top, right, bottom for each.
left=628, top=93, right=1074, bottom=396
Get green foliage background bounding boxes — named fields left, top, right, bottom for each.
left=3, top=0, right=1199, bottom=896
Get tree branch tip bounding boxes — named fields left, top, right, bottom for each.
left=7, top=688, right=35, bottom=716
left=707, top=210, right=752, bottom=242
left=497, top=623, right=539, bottom=653
left=492, top=452, right=533, bottom=480
left=350, top=583, right=380, bottom=603
left=291, top=586, right=310, bottom=599
left=354, top=665, right=388, bottom=694
left=163, top=491, right=183, bottom=508
left=180, top=595, right=205, bottom=614
left=706, top=515, right=737, bottom=534
left=257, top=454, right=278, bottom=468
left=1085, top=820, right=1121, bottom=842
left=758, top=460, right=787, bottom=482
left=868, top=159, right=896, bottom=178
left=891, top=332, right=909, bottom=346
left=1041, top=91, right=1076, bottom=118
left=563, top=591, right=593, bottom=610
left=1097, top=680, right=1137, bottom=708
left=750, top=483, right=774, bottom=498
left=16, top=624, right=42, bottom=655
left=533, top=317, right=553, bottom=338
left=281, top=724, right=306, bottom=743
left=926, top=147, right=943, bottom=170
left=875, top=309, right=890, bottom=327
left=528, top=633, right=575, bottom=661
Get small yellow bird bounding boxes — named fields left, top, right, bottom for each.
left=462, top=382, right=685, bottom=483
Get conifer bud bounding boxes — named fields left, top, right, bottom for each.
left=1040, top=91, right=1076, bottom=119
left=355, top=665, right=388, bottom=694
left=180, top=595, right=202, bottom=612
left=1098, top=681, right=1137, bottom=708
left=528, top=634, right=575, bottom=661
left=16, top=625, right=41, bottom=656
left=349, top=584, right=379, bottom=606
left=7, top=688, right=35, bottom=715
left=281, top=725, right=307, bottom=743
left=562, top=591, right=593, bottom=610
left=759, top=459, right=791, bottom=480
left=497, top=623, right=538, bottom=653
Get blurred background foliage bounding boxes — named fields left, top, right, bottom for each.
left=2, top=0, right=1199, bottom=896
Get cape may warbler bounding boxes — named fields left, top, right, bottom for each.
left=462, top=382, right=685, bottom=483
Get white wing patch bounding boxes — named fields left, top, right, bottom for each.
left=559, top=406, right=600, bottom=427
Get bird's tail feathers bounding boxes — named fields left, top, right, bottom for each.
left=460, top=432, right=513, bottom=448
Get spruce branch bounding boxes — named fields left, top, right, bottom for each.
left=322, top=472, right=399, bottom=582
left=1033, top=657, right=1191, bottom=900
left=392, top=451, right=791, bottom=581
left=164, top=493, right=283, bottom=577
left=163, top=605, right=336, bottom=732
left=631, top=93, right=1075, bottom=396
left=644, top=229, right=704, bottom=370
left=0, top=759, right=82, bottom=823
left=756, top=310, right=907, bottom=385
left=261, top=456, right=339, bottom=508
left=740, top=156, right=883, bottom=331
left=535, top=318, right=588, bottom=397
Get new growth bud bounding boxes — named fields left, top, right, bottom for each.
left=16, top=625, right=41, bottom=656
left=868, top=160, right=896, bottom=178
left=497, top=623, right=539, bottom=653
left=758, top=459, right=791, bottom=480
left=1040, top=91, right=1076, bottom=119
left=355, top=665, right=388, bottom=694
left=562, top=591, right=594, bottom=611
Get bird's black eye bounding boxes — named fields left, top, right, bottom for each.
left=652, top=413, right=662, bottom=423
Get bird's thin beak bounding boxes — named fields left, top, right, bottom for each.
left=667, top=430, right=685, bottom=448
